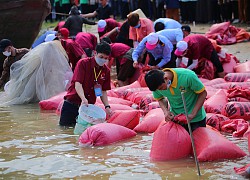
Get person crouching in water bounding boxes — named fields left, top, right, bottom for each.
left=145, top=68, right=207, bottom=132
left=59, top=42, right=112, bottom=126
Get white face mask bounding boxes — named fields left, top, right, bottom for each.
left=166, top=79, right=171, bottom=90
left=3, top=51, right=11, bottom=57
left=95, top=56, right=108, bottom=66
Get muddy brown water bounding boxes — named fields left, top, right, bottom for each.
left=0, top=104, right=249, bottom=179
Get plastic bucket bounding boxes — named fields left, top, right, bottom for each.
left=73, top=104, right=106, bottom=135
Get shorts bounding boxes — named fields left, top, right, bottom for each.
left=182, top=117, right=206, bottom=132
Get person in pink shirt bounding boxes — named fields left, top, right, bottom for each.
left=75, top=32, right=97, bottom=57
left=59, top=42, right=112, bottom=126
left=98, top=18, right=122, bottom=43
left=175, top=34, right=225, bottom=78
left=127, top=13, right=154, bottom=48
left=101, top=37, right=136, bottom=87
left=58, top=28, right=87, bottom=71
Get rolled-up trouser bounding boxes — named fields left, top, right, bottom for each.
left=59, top=100, right=79, bottom=126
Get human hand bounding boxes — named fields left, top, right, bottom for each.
left=133, top=61, right=139, bottom=68
left=165, top=111, right=175, bottom=122
left=105, top=107, right=113, bottom=119
left=81, top=97, right=88, bottom=106
left=187, top=113, right=196, bottom=121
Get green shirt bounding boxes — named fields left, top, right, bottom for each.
left=62, top=0, right=70, bottom=4
left=80, top=0, right=88, bottom=4
left=153, top=68, right=206, bottom=123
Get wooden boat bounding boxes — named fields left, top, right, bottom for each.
left=0, top=0, right=51, bottom=49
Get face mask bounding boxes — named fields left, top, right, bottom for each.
left=134, top=23, right=141, bottom=28
left=3, top=51, right=11, bottom=57
left=166, top=79, right=171, bottom=90
left=95, top=56, right=108, bottom=66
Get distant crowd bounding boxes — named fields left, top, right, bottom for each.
left=46, top=0, right=250, bottom=24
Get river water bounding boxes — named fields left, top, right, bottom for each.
left=0, top=104, right=248, bottom=179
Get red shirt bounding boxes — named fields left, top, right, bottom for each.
left=61, top=39, right=86, bottom=71
left=183, top=34, right=214, bottom=60
left=99, top=18, right=122, bottom=42
left=110, top=43, right=131, bottom=65
left=65, top=57, right=111, bottom=105
left=75, top=32, right=97, bottom=50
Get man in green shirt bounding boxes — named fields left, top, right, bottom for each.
left=145, top=68, right=207, bottom=132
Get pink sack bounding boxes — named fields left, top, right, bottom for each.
left=204, top=78, right=226, bottom=86
left=234, top=61, right=250, bottom=73
left=205, top=86, right=220, bottom=99
left=39, top=91, right=66, bottom=110
left=96, top=103, right=134, bottom=111
left=107, top=81, right=141, bottom=98
left=79, top=123, right=136, bottom=146
left=224, top=73, right=250, bottom=82
left=221, top=119, right=249, bottom=137
left=134, top=108, right=165, bottom=133
left=222, top=59, right=237, bottom=74
left=193, top=127, right=246, bottom=161
left=206, top=113, right=230, bottom=131
left=150, top=121, right=192, bottom=161
left=227, top=87, right=250, bottom=101
left=204, top=89, right=228, bottom=113
left=96, top=96, right=133, bottom=106
left=107, top=110, right=140, bottom=129
left=234, top=164, right=250, bottom=175
left=221, top=102, right=250, bottom=120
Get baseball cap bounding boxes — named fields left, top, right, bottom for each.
left=0, top=39, right=12, bottom=52
left=59, top=28, right=69, bottom=39
left=181, top=25, right=191, bottom=33
left=97, top=20, right=107, bottom=32
left=146, top=33, right=159, bottom=50
left=45, top=34, right=56, bottom=42
left=174, top=41, right=188, bottom=56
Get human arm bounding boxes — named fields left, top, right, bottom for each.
left=81, top=17, right=96, bottom=25
left=0, top=58, right=10, bottom=88
left=186, top=59, right=198, bottom=70
left=187, top=89, right=207, bottom=121
left=158, top=98, right=174, bottom=121
left=100, top=91, right=112, bottom=118
left=81, top=11, right=98, bottom=18
left=132, top=38, right=147, bottom=68
left=176, top=57, right=182, bottom=67
left=75, top=82, right=88, bottom=105
left=104, top=27, right=119, bottom=38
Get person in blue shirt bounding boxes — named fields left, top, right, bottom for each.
left=154, top=18, right=182, bottom=32
left=156, top=28, right=184, bottom=64
left=132, top=32, right=174, bottom=69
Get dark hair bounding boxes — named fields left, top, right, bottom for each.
left=181, top=25, right=191, bottom=33
left=95, top=41, right=111, bottom=55
left=100, top=37, right=111, bottom=44
left=154, top=22, right=165, bottom=32
left=70, top=5, right=80, bottom=15
left=127, top=13, right=139, bottom=27
left=145, top=69, right=165, bottom=91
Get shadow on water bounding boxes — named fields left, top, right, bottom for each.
left=0, top=104, right=249, bottom=179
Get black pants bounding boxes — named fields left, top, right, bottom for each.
left=148, top=54, right=176, bottom=69
left=59, top=100, right=79, bottom=126
left=182, top=117, right=206, bottom=132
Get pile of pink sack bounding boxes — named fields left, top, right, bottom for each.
left=205, top=21, right=250, bottom=45
left=37, top=61, right=250, bottom=162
